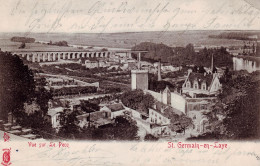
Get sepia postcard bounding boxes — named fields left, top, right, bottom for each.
left=0, top=0, right=260, bottom=165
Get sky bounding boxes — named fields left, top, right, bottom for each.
left=0, top=0, right=260, bottom=33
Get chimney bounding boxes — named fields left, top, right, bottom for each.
left=187, top=69, right=192, bottom=75
left=211, top=53, right=214, bottom=72
left=138, top=52, right=141, bottom=70
left=158, top=60, right=161, bottom=81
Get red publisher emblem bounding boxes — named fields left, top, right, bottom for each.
left=2, top=148, right=11, bottom=166
left=3, top=133, right=10, bottom=142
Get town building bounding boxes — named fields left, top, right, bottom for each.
left=145, top=86, right=187, bottom=114
left=100, top=103, right=126, bottom=119
left=85, top=60, right=99, bottom=68
left=131, top=70, right=149, bottom=90
left=186, top=98, right=217, bottom=134
left=76, top=111, right=112, bottom=128
left=182, top=70, right=222, bottom=98
left=47, top=107, right=63, bottom=129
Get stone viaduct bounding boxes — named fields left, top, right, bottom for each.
left=11, top=50, right=143, bottom=63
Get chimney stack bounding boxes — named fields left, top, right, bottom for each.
left=211, top=53, right=214, bottom=72
left=158, top=60, right=161, bottom=81
left=138, top=52, right=141, bottom=70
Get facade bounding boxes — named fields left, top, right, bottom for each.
left=186, top=98, right=216, bottom=134
left=148, top=108, right=170, bottom=125
left=131, top=70, right=149, bottom=90
left=148, top=108, right=171, bottom=136
left=182, top=71, right=222, bottom=98
left=77, top=109, right=112, bottom=128
left=47, top=107, right=63, bottom=129
left=101, top=103, right=126, bottom=119
left=146, top=87, right=187, bottom=114
left=85, top=60, right=99, bottom=68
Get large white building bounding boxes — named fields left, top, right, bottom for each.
left=131, top=70, right=149, bottom=90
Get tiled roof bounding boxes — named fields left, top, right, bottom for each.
left=107, top=103, right=124, bottom=112
left=47, top=107, right=63, bottom=117
left=153, top=101, right=183, bottom=118
left=187, top=72, right=213, bottom=87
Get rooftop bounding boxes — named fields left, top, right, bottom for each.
left=107, top=103, right=125, bottom=112
left=187, top=72, right=213, bottom=86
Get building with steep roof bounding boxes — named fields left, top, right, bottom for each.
left=182, top=71, right=222, bottom=98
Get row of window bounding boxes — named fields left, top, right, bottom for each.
left=186, top=81, right=207, bottom=90
left=150, top=111, right=168, bottom=124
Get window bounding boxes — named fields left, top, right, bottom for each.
left=186, top=81, right=190, bottom=88
left=56, top=115, right=60, bottom=122
left=202, top=83, right=206, bottom=90
left=194, top=82, right=198, bottom=89
left=104, top=112, right=108, bottom=118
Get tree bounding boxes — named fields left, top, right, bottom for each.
left=19, top=42, right=26, bottom=49
left=144, top=134, right=159, bottom=141
left=35, top=82, right=53, bottom=116
left=165, top=108, right=192, bottom=134
left=201, top=71, right=260, bottom=140
left=78, top=115, right=139, bottom=140
left=131, top=42, right=174, bottom=63
left=121, top=90, right=154, bottom=113
left=0, top=52, right=35, bottom=121
left=198, top=66, right=206, bottom=73
left=185, top=43, right=195, bottom=58
left=58, top=109, right=80, bottom=139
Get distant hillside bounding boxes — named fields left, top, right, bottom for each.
left=209, top=32, right=259, bottom=41
left=1, top=30, right=260, bottom=52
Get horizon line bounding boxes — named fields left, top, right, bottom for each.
left=0, top=29, right=260, bottom=34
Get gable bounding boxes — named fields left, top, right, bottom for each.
left=209, top=75, right=221, bottom=92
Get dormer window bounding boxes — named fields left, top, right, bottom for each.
left=201, top=83, right=206, bottom=90
left=194, top=82, right=198, bottom=89
left=186, top=81, right=191, bottom=88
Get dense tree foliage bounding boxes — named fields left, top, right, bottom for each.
left=48, top=40, right=68, bottom=47
left=196, top=71, right=260, bottom=140
left=0, top=51, right=54, bottom=138
left=132, top=42, right=233, bottom=68
left=149, top=79, right=175, bottom=92
left=121, top=90, right=154, bottom=114
left=58, top=109, right=80, bottom=139
left=11, top=36, right=35, bottom=43
left=163, top=108, right=192, bottom=133
left=209, top=32, right=259, bottom=40
left=0, top=52, right=35, bottom=120
left=50, top=86, right=97, bottom=96
left=19, top=42, right=26, bottom=49
left=176, top=45, right=232, bottom=68
left=78, top=116, right=139, bottom=140
left=144, top=134, right=159, bottom=141
left=132, top=42, right=174, bottom=63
